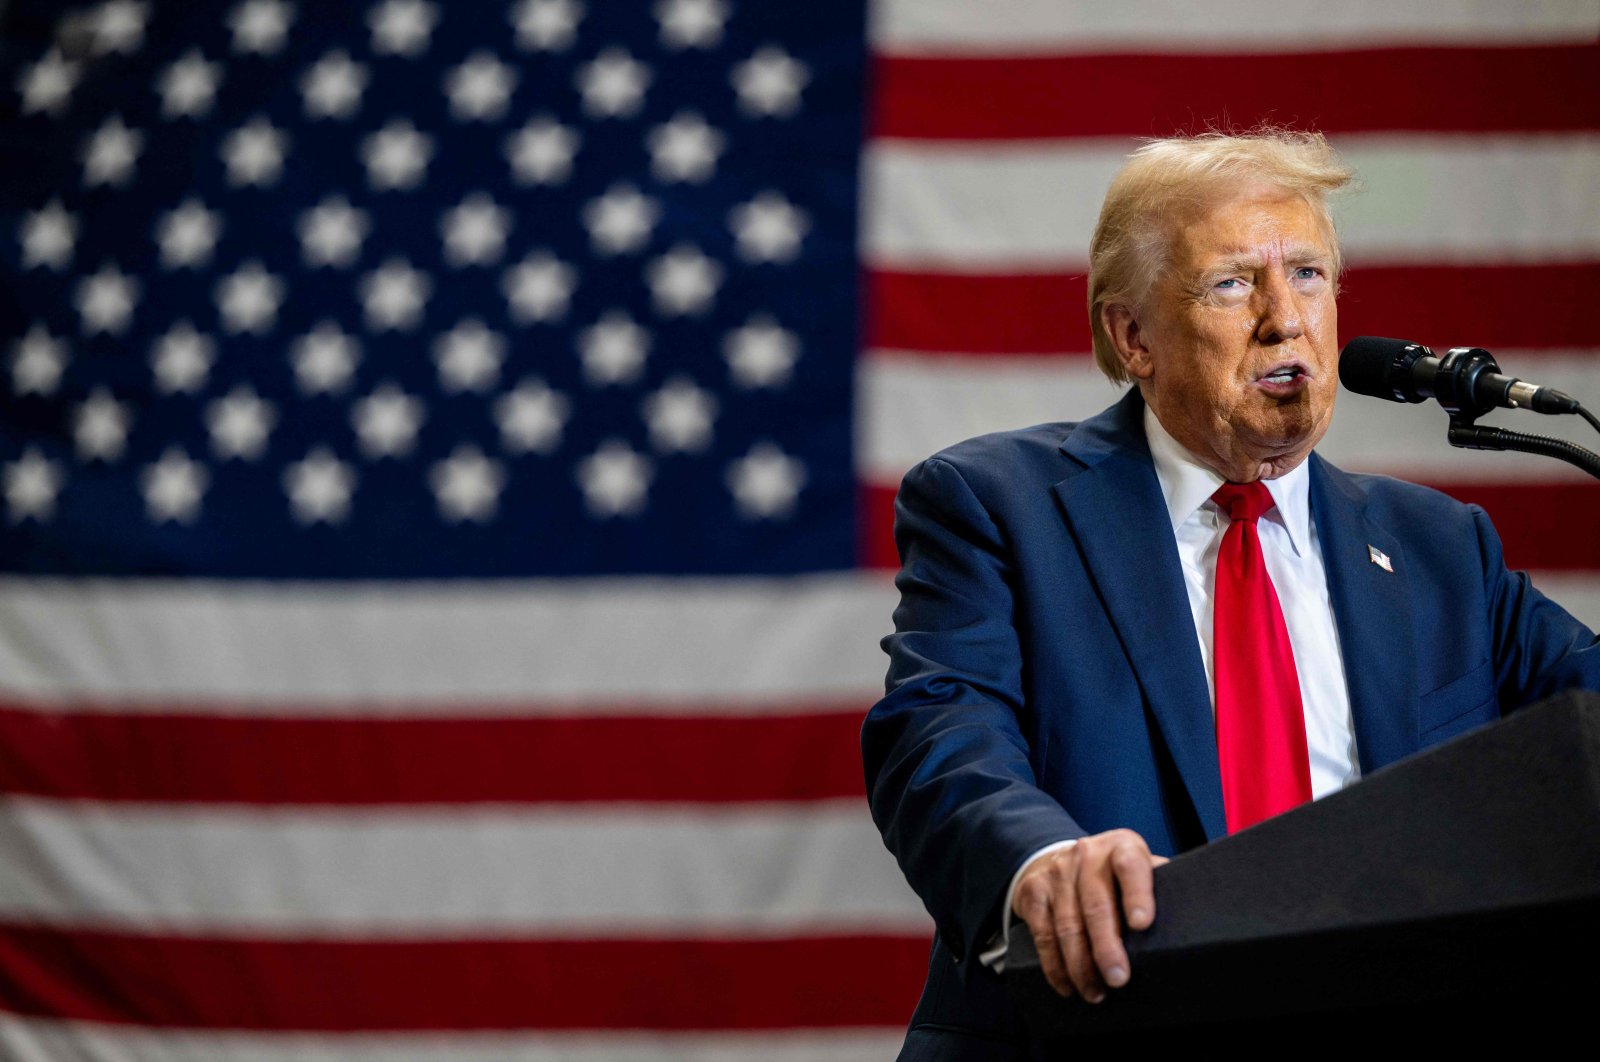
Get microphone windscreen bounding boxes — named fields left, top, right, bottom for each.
left=1339, top=336, right=1428, bottom=402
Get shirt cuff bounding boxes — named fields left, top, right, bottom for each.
left=977, top=838, right=1081, bottom=972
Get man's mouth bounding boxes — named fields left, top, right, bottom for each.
left=1255, top=361, right=1313, bottom=395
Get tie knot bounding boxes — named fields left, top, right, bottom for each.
left=1212, top=481, right=1275, bottom=523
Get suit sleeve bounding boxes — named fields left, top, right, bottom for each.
left=862, top=456, right=1084, bottom=971
left=1475, top=505, right=1600, bottom=704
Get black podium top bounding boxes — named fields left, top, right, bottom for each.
left=1004, top=689, right=1600, bottom=1040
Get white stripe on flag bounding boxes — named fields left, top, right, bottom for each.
left=864, top=135, right=1600, bottom=267
left=872, top=0, right=1600, bottom=53
left=860, top=350, right=1600, bottom=484
left=0, top=1020, right=908, bottom=1062
left=0, top=574, right=897, bottom=709
left=0, top=798, right=928, bottom=935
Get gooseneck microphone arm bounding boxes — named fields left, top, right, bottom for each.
left=1446, top=422, right=1600, bottom=480
left=1339, top=336, right=1600, bottom=481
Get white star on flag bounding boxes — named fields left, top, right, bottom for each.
left=72, top=389, right=133, bottom=462
left=156, top=199, right=222, bottom=270
left=506, top=116, right=580, bottom=185
left=440, top=193, right=511, bottom=267
left=731, top=46, right=809, bottom=117
left=301, top=50, right=367, bottom=120
left=298, top=196, right=369, bottom=268
left=576, top=439, right=653, bottom=517
left=228, top=0, right=295, bottom=56
left=90, top=1, right=150, bottom=55
left=157, top=50, right=223, bottom=118
left=20, top=201, right=77, bottom=271
left=646, top=245, right=721, bottom=316
left=642, top=376, right=718, bottom=453
left=291, top=322, right=361, bottom=394
left=82, top=115, right=143, bottom=187
left=656, top=0, right=727, bottom=50
left=583, top=184, right=660, bottom=256
left=141, top=448, right=207, bottom=524
left=17, top=50, right=79, bottom=116
left=726, top=441, right=806, bottom=519
left=512, top=0, right=583, bottom=52
left=444, top=52, right=517, bottom=121
left=433, top=318, right=505, bottom=392
left=220, top=116, right=289, bottom=187
left=495, top=379, right=569, bottom=454
left=214, top=261, right=285, bottom=334
left=284, top=448, right=357, bottom=524
left=149, top=322, right=214, bottom=394
left=359, top=259, right=431, bottom=331
left=3, top=449, right=63, bottom=523
left=729, top=191, right=809, bottom=263
left=352, top=384, right=425, bottom=458
left=10, top=326, right=69, bottom=396
left=724, top=314, right=799, bottom=389
left=206, top=385, right=277, bottom=460
left=76, top=263, right=140, bottom=335
left=576, top=48, right=651, bottom=118
left=430, top=445, right=505, bottom=523
left=504, top=252, right=577, bottom=323
left=579, top=310, right=650, bottom=385
left=362, top=118, right=434, bottom=191
left=369, top=0, right=437, bottom=57
left=648, top=111, right=723, bottom=183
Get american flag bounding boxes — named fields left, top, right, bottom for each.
left=0, top=0, right=1596, bottom=1058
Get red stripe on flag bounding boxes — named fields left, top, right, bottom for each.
left=873, top=44, right=1600, bottom=140
left=0, top=708, right=869, bottom=804
left=862, top=481, right=1600, bottom=573
left=860, top=483, right=901, bottom=572
left=1427, top=482, right=1600, bottom=572
left=863, top=484, right=900, bottom=572
left=1340, top=264, right=1600, bottom=353
left=866, top=264, right=1600, bottom=355
left=0, top=925, right=928, bottom=1031
left=867, top=271, right=1089, bottom=355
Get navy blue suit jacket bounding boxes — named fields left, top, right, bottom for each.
left=862, top=390, right=1600, bottom=1059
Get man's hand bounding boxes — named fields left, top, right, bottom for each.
left=1011, top=829, right=1168, bottom=1003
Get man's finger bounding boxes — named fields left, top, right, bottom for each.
left=1076, top=852, right=1128, bottom=995
left=1112, top=839, right=1158, bottom=933
left=1053, top=868, right=1105, bottom=1003
left=1017, top=883, right=1073, bottom=998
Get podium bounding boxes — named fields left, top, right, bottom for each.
left=1004, top=689, right=1600, bottom=1040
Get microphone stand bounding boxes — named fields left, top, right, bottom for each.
left=1448, top=419, right=1600, bottom=481
left=1426, top=346, right=1600, bottom=481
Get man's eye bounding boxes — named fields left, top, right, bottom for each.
left=1294, top=267, right=1322, bottom=280
left=1214, top=278, right=1240, bottom=289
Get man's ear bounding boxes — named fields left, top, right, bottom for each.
left=1101, top=302, right=1155, bottom=381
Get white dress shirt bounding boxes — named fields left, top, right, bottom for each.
left=1143, top=407, right=1359, bottom=797
left=982, top=409, right=1360, bottom=969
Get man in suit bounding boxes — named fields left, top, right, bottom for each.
left=862, top=130, right=1600, bottom=1059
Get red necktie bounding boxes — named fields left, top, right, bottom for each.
left=1211, top=482, right=1312, bottom=833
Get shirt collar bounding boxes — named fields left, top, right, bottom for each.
left=1142, top=405, right=1312, bottom=557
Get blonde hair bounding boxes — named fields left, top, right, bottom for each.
left=1088, top=130, right=1357, bottom=382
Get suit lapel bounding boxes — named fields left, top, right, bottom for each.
left=1310, top=455, right=1419, bottom=773
left=1053, top=393, right=1228, bottom=841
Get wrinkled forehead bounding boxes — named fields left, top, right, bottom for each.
left=1157, top=183, right=1339, bottom=271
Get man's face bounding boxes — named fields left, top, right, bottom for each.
left=1120, top=189, right=1339, bottom=481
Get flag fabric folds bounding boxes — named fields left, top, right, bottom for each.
left=2, top=1, right=1598, bottom=1058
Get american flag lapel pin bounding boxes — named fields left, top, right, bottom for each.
left=1368, top=545, right=1393, bottom=572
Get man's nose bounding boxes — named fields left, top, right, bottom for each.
left=1255, top=272, right=1306, bottom=343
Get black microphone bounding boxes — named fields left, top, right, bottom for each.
left=1339, top=336, right=1580, bottom=417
